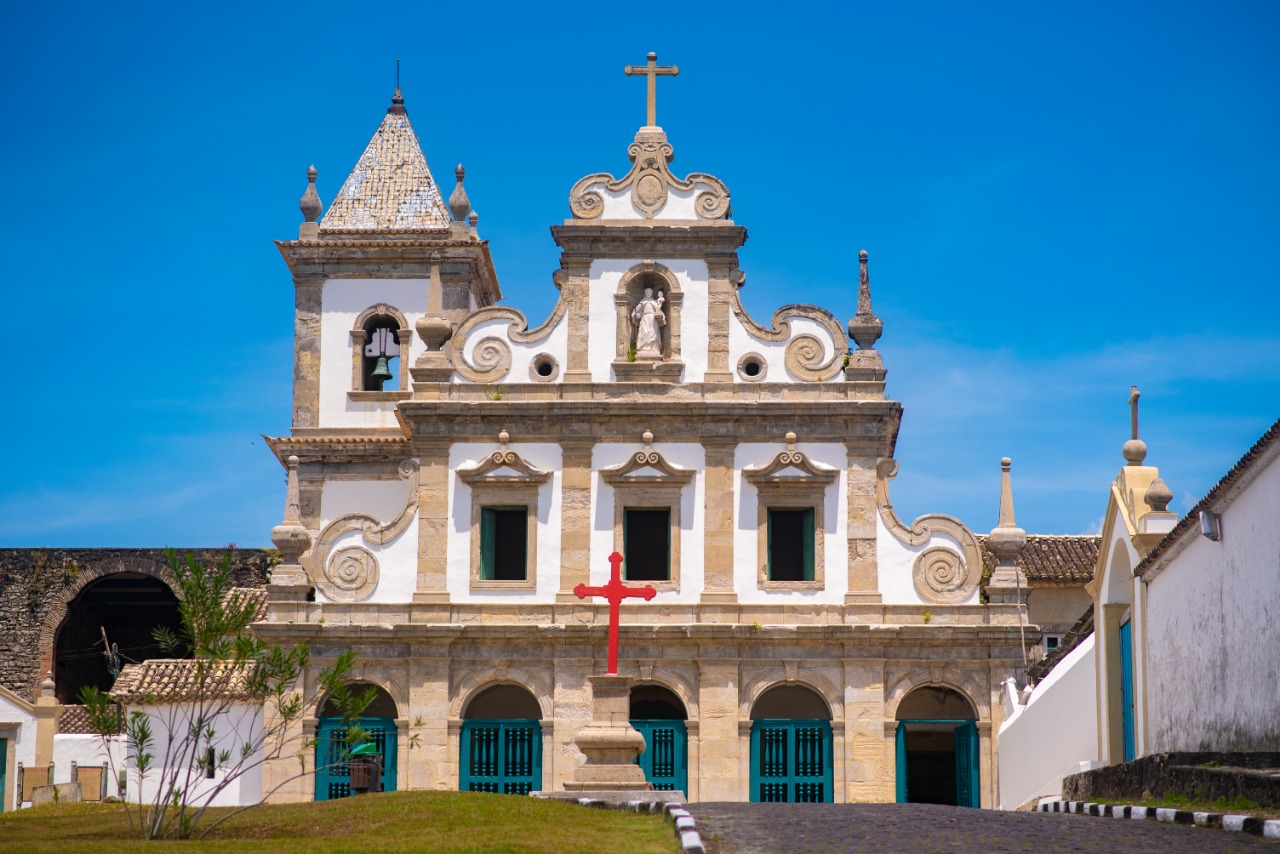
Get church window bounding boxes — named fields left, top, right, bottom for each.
left=623, top=508, right=671, bottom=581
left=767, top=508, right=815, bottom=581
left=480, top=506, right=529, bottom=581
left=349, top=305, right=412, bottom=398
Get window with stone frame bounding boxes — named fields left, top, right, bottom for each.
left=457, top=438, right=549, bottom=591
left=350, top=304, right=413, bottom=398
left=744, top=435, right=837, bottom=591
left=601, top=436, right=693, bottom=592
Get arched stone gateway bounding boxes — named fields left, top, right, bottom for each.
left=459, top=684, right=542, bottom=795
left=894, top=686, right=980, bottom=807
left=629, top=683, right=687, bottom=792
left=749, top=684, right=833, bottom=803
left=315, top=683, right=398, bottom=800
left=54, top=572, right=181, bottom=703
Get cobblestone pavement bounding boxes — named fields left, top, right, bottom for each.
left=687, top=803, right=1280, bottom=853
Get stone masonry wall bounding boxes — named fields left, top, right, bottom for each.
left=0, top=548, right=273, bottom=701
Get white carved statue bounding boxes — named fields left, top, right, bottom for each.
left=631, top=287, right=666, bottom=358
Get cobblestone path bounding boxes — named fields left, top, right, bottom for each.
left=687, top=803, right=1279, bottom=853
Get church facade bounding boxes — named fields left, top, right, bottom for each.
left=253, top=59, right=1035, bottom=806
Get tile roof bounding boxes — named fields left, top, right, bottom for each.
left=1136, top=416, right=1280, bottom=579
left=977, top=534, right=1100, bottom=584
left=320, top=98, right=451, bottom=233
left=225, top=587, right=268, bottom=622
left=1027, top=604, right=1094, bottom=683
left=110, top=659, right=261, bottom=705
left=59, top=704, right=118, bottom=734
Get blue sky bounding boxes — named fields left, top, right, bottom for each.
left=1, top=1, right=1277, bottom=546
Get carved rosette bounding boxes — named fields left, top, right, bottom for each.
left=453, top=336, right=512, bottom=383
left=784, top=334, right=844, bottom=382
left=912, top=547, right=978, bottom=604
left=318, top=546, right=379, bottom=602
left=568, top=128, right=729, bottom=221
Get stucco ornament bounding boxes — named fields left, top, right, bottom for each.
left=320, top=546, right=379, bottom=602
left=913, top=546, right=976, bottom=604
left=732, top=297, right=848, bottom=382
left=449, top=303, right=567, bottom=384
left=569, top=127, right=729, bottom=220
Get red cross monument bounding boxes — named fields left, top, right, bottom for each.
left=574, top=551, right=656, bottom=675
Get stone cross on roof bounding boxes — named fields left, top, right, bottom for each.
left=624, top=52, right=678, bottom=127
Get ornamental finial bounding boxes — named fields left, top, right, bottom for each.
left=987, top=456, right=1027, bottom=563
left=300, top=165, right=322, bottom=223
left=849, top=249, right=883, bottom=349
left=1123, top=385, right=1148, bottom=465
left=449, top=164, right=471, bottom=222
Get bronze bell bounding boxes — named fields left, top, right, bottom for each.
left=371, top=356, right=393, bottom=383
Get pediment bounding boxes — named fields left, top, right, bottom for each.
left=457, top=449, right=550, bottom=485
left=743, top=450, right=838, bottom=486
left=601, top=448, right=693, bottom=486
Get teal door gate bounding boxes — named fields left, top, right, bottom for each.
left=1120, top=618, right=1136, bottom=761
left=895, top=720, right=980, bottom=807
left=460, top=719, right=542, bottom=795
left=631, top=720, right=687, bottom=792
left=749, top=719, right=832, bottom=802
left=315, top=717, right=398, bottom=801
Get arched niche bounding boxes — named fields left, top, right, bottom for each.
left=750, top=684, right=833, bottom=720
left=55, top=573, right=182, bottom=703
left=630, top=683, right=688, bottom=720
left=895, top=686, right=977, bottom=721
left=613, top=262, right=684, bottom=361
left=350, top=304, right=412, bottom=393
left=318, top=682, right=399, bottom=720
left=463, top=683, right=542, bottom=720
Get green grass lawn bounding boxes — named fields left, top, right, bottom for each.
left=0, top=791, right=680, bottom=853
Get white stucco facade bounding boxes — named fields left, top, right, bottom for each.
left=128, top=703, right=264, bottom=808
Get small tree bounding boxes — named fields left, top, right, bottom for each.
left=80, top=549, right=372, bottom=840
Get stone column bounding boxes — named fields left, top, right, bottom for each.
left=556, top=441, right=594, bottom=604
left=700, top=440, right=738, bottom=607
left=704, top=262, right=735, bottom=382
left=845, top=448, right=882, bottom=605
left=410, top=652, right=452, bottom=789
left=696, top=657, right=741, bottom=801
left=558, top=262, right=592, bottom=384
left=292, top=278, right=324, bottom=429
left=842, top=658, right=888, bottom=802
left=34, top=673, right=58, bottom=767
left=413, top=440, right=452, bottom=607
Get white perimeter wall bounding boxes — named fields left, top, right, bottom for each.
left=998, top=634, right=1099, bottom=809
left=52, top=734, right=126, bottom=798
left=318, top=478, right=419, bottom=603
left=733, top=443, right=847, bottom=605
left=1144, top=454, right=1280, bottom=752
left=319, top=278, right=427, bottom=429
left=0, top=691, right=36, bottom=809
left=128, top=704, right=263, bottom=808
left=588, top=259, right=709, bottom=383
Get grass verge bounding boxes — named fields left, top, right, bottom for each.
left=1088, top=794, right=1280, bottom=820
left=0, top=790, right=679, bottom=853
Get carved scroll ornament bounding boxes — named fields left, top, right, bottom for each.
left=449, top=303, right=568, bottom=384
left=731, top=293, right=848, bottom=382
left=309, top=459, right=418, bottom=602
left=569, top=130, right=730, bottom=221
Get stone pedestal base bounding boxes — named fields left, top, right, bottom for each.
left=266, top=564, right=312, bottom=602
left=566, top=675, right=653, bottom=792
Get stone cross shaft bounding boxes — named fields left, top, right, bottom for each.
left=624, top=52, right=678, bottom=127
left=574, top=551, right=656, bottom=675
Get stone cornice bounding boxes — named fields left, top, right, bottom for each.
left=265, top=433, right=411, bottom=465
left=275, top=238, right=500, bottom=305
left=550, top=223, right=747, bottom=261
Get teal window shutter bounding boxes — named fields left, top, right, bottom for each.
left=802, top=508, right=815, bottom=581
left=480, top=507, right=496, bottom=580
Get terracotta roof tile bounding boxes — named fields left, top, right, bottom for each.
left=977, top=534, right=1100, bottom=584
left=320, top=106, right=450, bottom=233
left=225, top=587, right=268, bottom=622
left=109, top=659, right=261, bottom=705
left=59, top=704, right=116, bottom=734
left=1027, top=604, right=1094, bottom=683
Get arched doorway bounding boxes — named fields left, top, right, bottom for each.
left=55, top=574, right=182, bottom=703
left=894, top=686, right=979, bottom=807
left=630, top=684, right=687, bottom=792
left=749, top=684, right=833, bottom=803
left=460, top=684, right=542, bottom=795
left=315, top=684, right=398, bottom=800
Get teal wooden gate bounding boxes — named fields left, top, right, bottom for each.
left=315, top=717, right=397, bottom=801
left=895, top=719, right=981, bottom=807
left=749, top=719, right=832, bottom=802
left=460, top=720, right=542, bottom=795
left=1120, top=618, right=1136, bottom=761
left=631, top=720, right=687, bottom=792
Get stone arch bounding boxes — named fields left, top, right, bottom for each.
left=614, top=261, right=684, bottom=360
left=312, top=669, right=407, bottom=721
left=449, top=668, right=553, bottom=720
left=317, top=681, right=400, bottom=719
left=40, top=553, right=178, bottom=696
left=624, top=666, right=699, bottom=720
left=630, top=682, right=688, bottom=719
left=739, top=669, right=842, bottom=721
left=351, top=303, right=413, bottom=393
left=884, top=669, right=990, bottom=722
left=1100, top=537, right=1133, bottom=606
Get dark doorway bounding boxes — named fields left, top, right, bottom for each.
left=895, top=687, right=980, bottom=808
left=55, top=574, right=183, bottom=703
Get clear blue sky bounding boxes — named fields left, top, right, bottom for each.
left=1, top=1, right=1276, bottom=546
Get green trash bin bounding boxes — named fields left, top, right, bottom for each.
left=348, top=741, right=383, bottom=795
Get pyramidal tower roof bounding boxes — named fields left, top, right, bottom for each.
left=319, top=89, right=451, bottom=233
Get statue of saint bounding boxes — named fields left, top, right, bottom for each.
left=631, top=287, right=666, bottom=358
